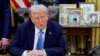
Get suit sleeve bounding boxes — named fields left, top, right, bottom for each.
left=3, top=0, right=11, bottom=39
left=45, top=26, right=67, bottom=56
left=8, top=26, right=25, bottom=56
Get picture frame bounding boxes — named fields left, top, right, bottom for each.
left=66, top=8, right=83, bottom=26
left=79, top=3, right=95, bottom=13
left=59, top=4, right=77, bottom=26
left=59, top=14, right=67, bottom=26
left=59, top=4, right=77, bottom=14
left=85, top=12, right=100, bottom=26
left=79, top=3, right=95, bottom=25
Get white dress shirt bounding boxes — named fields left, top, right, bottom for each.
left=22, top=26, right=47, bottom=56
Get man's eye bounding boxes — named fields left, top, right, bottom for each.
left=34, top=18, right=39, bottom=20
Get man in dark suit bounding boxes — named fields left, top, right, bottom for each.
left=0, top=0, right=11, bottom=54
left=8, top=5, right=66, bottom=56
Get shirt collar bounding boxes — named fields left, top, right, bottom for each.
left=35, top=26, right=47, bottom=34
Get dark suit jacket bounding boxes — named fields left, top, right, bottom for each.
left=8, top=20, right=67, bottom=56
left=0, top=0, right=11, bottom=39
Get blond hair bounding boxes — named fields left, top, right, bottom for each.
left=29, top=5, right=48, bottom=16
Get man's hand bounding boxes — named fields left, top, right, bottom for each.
left=27, top=50, right=44, bottom=56
left=0, top=39, right=9, bottom=50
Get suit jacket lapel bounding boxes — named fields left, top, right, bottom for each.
left=27, top=22, right=35, bottom=50
left=44, top=21, right=53, bottom=48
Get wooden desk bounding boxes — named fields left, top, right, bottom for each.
left=63, top=27, right=93, bottom=54
left=0, top=54, right=10, bottom=56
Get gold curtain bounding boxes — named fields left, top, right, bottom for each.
left=86, top=0, right=100, bottom=48
left=10, top=0, right=15, bottom=27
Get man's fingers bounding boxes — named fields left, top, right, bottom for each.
left=0, top=41, right=2, bottom=47
left=35, top=52, right=39, bottom=56
left=31, top=50, right=37, bottom=56
left=3, top=45, right=7, bottom=50
left=31, top=50, right=43, bottom=56
left=32, top=51, right=36, bottom=56
left=0, top=42, right=8, bottom=50
left=0, top=40, right=9, bottom=50
left=27, top=50, right=34, bottom=56
left=0, top=44, right=4, bottom=50
left=0, top=42, right=3, bottom=50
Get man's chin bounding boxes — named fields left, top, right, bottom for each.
left=38, top=27, right=44, bottom=30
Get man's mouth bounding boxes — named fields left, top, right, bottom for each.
left=40, top=24, right=43, bottom=27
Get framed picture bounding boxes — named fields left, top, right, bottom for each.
left=59, top=14, right=67, bottom=26
left=85, top=12, right=100, bottom=26
left=79, top=3, right=95, bottom=25
left=59, top=4, right=77, bottom=14
left=79, top=3, right=95, bottom=13
left=66, top=8, right=83, bottom=26
left=59, top=4, right=77, bottom=26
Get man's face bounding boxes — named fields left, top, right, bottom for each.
left=31, top=12, right=49, bottom=30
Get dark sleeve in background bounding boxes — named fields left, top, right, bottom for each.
left=3, top=0, right=11, bottom=39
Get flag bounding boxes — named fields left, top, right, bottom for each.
left=10, top=0, right=31, bottom=9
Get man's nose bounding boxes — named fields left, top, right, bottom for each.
left=39, top=18, right=42, bottom=23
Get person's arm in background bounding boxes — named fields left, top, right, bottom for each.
left=0, top=0, right=11, bottom=50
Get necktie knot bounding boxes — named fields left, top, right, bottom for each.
left=39, top=30, right=43, bottom=34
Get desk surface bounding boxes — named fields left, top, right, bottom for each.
left=0, top=54, right=10, bottom=56
left=62, top=25, right=100, bottom=28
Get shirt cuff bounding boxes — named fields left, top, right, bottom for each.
left=22, top=50, right=27, bottom=56
left=43, top=49, right=47, bottom=56
left=2, top=38, right=9, bottom=40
